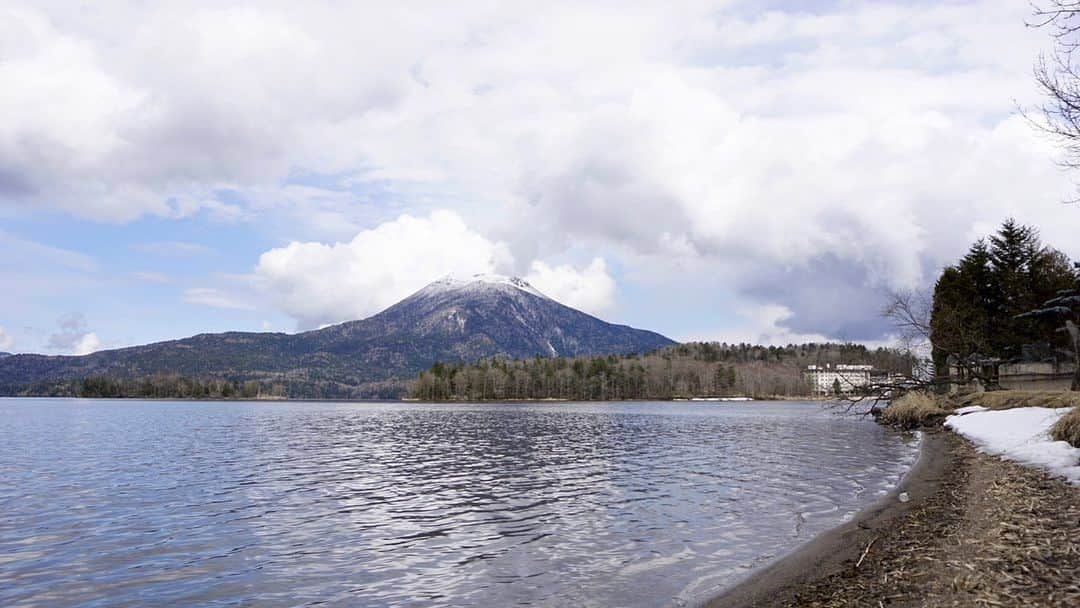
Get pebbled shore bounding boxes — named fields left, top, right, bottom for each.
left=707, top=429, right=1080, bottom=607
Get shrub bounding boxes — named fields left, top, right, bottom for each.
left=880, top=392, right=949, bottom=429
left=1050, top=406, right=1080, bottom=448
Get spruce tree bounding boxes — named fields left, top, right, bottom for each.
left=930, top=219, right=1078, bottom=373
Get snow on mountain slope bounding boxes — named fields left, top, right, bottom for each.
left=412, top=274, right=549, bottom=300
left=352, top=274, right=674, bottom=363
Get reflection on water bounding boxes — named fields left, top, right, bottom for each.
left=0, top=399, right=918, bottom=607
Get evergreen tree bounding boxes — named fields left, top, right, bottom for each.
left=1018, top=263, right=1080, bottom=390
left=987, top=219, right=1040, bottom=355
left=930, top=219, right=1077, bottom=374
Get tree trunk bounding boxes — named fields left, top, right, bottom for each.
left=1067, top=321, right=1080, bottom=391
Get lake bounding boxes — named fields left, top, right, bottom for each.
left=0, top=399, right=918, bottom=607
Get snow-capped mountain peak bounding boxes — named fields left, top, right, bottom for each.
left=420, top=273, right=548, bottom=300
left=374, top=271, right=672, bottom=365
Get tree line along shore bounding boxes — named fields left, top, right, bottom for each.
left=62, top=342, right=913, bottom=401
left=75, top=375, right=289, bottom=400
left=408, top=342, right=914, bottom=402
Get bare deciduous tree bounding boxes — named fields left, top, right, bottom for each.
left=1029, top=2, right=1080, bottom=182
left=878, top=287, right=1001, bottom=399
left=882, top=288, right=932, bottom=353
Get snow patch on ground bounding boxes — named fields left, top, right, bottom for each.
left=945, top=407, right=1080, bottom=485
left=953, top=405, right=989, bottom=415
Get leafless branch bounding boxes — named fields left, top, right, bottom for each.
left=1028, top=1, right=1080, bottom=196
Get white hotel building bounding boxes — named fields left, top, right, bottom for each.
left=805, top=364, right=873, bottom=396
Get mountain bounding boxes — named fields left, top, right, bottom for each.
left=0, top=352, right=11, bottom=359
left=0, top=275, right=674, bottom=398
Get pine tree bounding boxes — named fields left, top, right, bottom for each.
left=930, top=219, right=1078, bottom=378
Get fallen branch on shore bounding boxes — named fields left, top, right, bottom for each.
left=855, top=537, right=878, bottom=569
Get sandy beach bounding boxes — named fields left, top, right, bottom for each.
left=707, top=429, right=1080, bottom=607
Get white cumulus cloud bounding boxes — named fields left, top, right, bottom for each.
left=254, top=210, right=513, bottom=328
left=0, top=326, right=13, bottom=350
left=73, top=332, right=101, bottom=356
left=526, top=258, right=616, bottom=316
left=46, top=313, right=102, bottom=355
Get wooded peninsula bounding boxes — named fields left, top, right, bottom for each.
left=408, top=342, right=914, bottom=401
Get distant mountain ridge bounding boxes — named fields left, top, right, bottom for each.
left=0, top=275, right=674, bottom=398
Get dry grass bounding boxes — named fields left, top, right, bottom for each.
left=881, top=392, right=949, bottom=429
left=775, top=435, right=1080, bottom=608
left=1050, top=406, right=1080, bottom=448
left=957, top=390, right=1080, bottom=410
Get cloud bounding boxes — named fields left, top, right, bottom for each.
left=686, top=303, right=834, bottom=347
left=184, top=287, right=255, bottom=310
left=254, top=210, right=512, bottom=328
left=736, top=254, right=904, bottom=341
left=0, top=7, right=152, bottom=220
left=0, top=326, right=13, bottom=350
left=4, top=1, right=1080, bottom=341
left=46, top=313, right=101, bottom=355
left=526, top=258, right=616, bottom=316
left=0, top=230, right=97, bottom=272
left=0, top=3, right=409, bottom=221
left=72, top=332, right=101, bottom=356
left=131, top=241, right=214, bottom=257
left=130, top=270, right=171, bottom=284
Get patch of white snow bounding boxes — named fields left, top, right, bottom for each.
left=953, top=405, right=989, bottom=415
left=422, top=274, right=548, bottom=299
left=945, top=407, right=1080, bottom=485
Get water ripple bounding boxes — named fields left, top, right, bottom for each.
left=0, top=399, right=918, bottom=607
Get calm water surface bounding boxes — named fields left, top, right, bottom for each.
left=0, top=399, right=918, bottom=607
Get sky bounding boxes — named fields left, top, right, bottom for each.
left=3, top=0, right=1080, bottom=355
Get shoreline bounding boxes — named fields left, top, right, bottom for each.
left=703, top=429, right=949, bottom=608
left=3, top=395, right=827, bottom=403
left=705, top=427, right=1080, bottom=607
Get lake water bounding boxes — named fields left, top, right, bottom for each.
left=0, top=399, right=918, bottom=607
